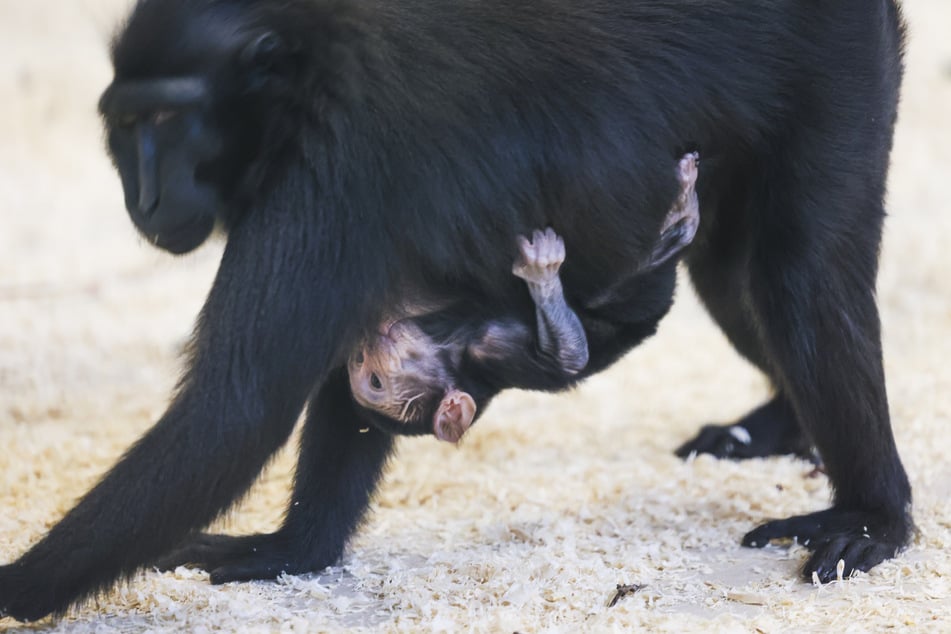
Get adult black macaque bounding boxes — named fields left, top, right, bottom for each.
left=0, top=0, right=910, bottom=622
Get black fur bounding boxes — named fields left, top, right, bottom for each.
left=0, top=0, right=911, bottom=621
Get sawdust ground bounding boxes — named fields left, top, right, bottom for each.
left=1, top=1, right=949, bottom=631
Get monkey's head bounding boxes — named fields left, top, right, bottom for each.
left=348, top=320, right=477, bottom=443
left=97, top=2, right=311, bottom=254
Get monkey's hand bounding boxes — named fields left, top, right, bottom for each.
left=512, top=227, right=565, bottom=288
left=0, top=563, right=53, bottom=622
left=154, top=531, right=332, bottom=584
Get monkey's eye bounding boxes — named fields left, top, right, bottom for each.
left=152, top=110, right=176, bottom=125
left=369, top=373, right=383, bottom=391
left=116, top=113, right=138, bottom=129
left=354, top=351, right=364, bottom=365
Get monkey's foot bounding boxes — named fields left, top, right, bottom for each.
left=659, top=151, right=700, bottom=233
left=672, top=151, right=699, bottom=214
left=155, top=532, right=331, bottom=584
left=512, top=227, right=565, bottom=285
left=649, top=152, right=700, bottom=267
left=743, top=508, right=911, bottom=583
left=675, top=396, right=817, bottom=461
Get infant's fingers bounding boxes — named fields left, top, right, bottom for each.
left=554, top=236, right=566, bottom=262
left=532, top=229, right=547, bottom=246
left=549, top=233, right=565, bottom=265
left=516, top=235, right=535, bottom=258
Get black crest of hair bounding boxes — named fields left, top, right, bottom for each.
left=0, top=0, right=911, bottom=622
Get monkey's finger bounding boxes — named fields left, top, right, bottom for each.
left=512, top=255, right=531, bottom=276
left=553, top=236, right=566, bottom=263
left=544, top=238, right=560, bottom=267
left=540, top=228, right=564, bottom=264
left=516, top=235, right=535, bottom=259
left=532, top=230, right=555, bottom=265
left=209, top=561, right=289, bottom=585
left=154, top=543, right=228, bottom=572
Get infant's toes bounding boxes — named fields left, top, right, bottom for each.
left=679, top=153, right=698, bottom=185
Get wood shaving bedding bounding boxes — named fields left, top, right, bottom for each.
left=1, top=1, right=950, bottom=631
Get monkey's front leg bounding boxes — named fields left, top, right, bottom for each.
left=155, top=369, right=393, bottom=583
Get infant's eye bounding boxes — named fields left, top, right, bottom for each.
left=370, top=373, right=383, bottom=390
left=354, top=351, right=364, bottom=365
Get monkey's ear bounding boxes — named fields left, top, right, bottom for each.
left=239, top=31, right=296, bottom=93
left=241, top=32, right=284, bottom=67
left=433, top=390, right=477, bottom=444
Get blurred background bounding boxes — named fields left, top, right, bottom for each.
left=0, top=1, right=948, bottom=630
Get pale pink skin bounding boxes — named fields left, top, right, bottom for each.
left=349, top=316, right=480, bottom=444
left=433, top=389, right=477, bottom=443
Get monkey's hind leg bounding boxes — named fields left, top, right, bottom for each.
left=738, top=136, right=911, bottom=583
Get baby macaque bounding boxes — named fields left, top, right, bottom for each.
left=349, top=153, right=700, bottom=443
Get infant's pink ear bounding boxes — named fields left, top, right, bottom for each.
left=433, top=390, right=476, bottom=443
